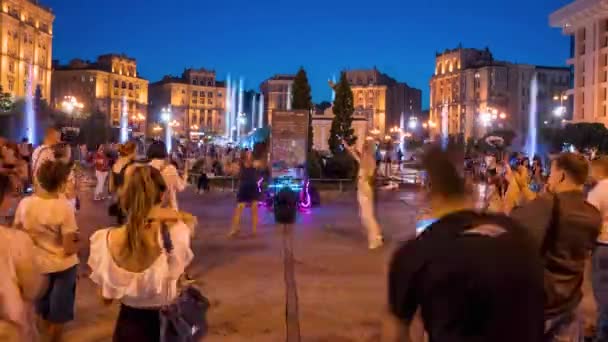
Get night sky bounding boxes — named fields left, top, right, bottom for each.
left=46, top=0, right=573, bottom=108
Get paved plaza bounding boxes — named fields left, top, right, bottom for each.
left=62, top=187, right=425, bottom=342
left=58, top=185, right=600, bottom=341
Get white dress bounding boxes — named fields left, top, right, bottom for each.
left=87, top=221, right=193, bottom=308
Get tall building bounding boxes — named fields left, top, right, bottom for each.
left=345, top=68, right=422, bottom=134
left=551, top=1, right=608, bottom=125
left=148, top=68, right=226, bottom=137
left=0, top=0, right=54, bottom=100
left=51, top=54, right=149, bottom=130
left=430, top=47, right=571, bottom=144
left=260, top=74, right=295, bottom=126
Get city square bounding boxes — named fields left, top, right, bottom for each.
left=63, top=186, right=423, bottom=342
left=1, top=0, right=608, bottom=341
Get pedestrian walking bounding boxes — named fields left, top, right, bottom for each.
left=343, top=139, right=383, bottom=249
left=88, top=165, right=194, bottom=342
left=94, top=145, right=109, bottom=201
left=228, top=150, right=261, bottom=237
left=14, top=160, right=80, bottom=342
left=512, top=153, right=601, bottom=341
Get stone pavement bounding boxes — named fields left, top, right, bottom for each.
left=62, top=188, right=424, bottom=342
left=59, top=186, right=598, bottom=341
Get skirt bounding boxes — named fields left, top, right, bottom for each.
left=113, top=304, right=161, bottom=342
left=237, top=183, right=259, bottom=203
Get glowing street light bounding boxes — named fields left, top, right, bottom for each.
left=553, top=106, right=567, bottom=117
left=190, top=124, right=199, bottom=131
left=61, top=96, right=84, bottom=114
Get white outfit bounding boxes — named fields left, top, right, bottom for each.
left=87, top=222, right=193, bottom=308
left=31, top=145, right=54, bottom=189
left=14, top=195, right=80, bottom=273
left=149, top=159, right=187, bottom=210
left=0, top=227, right=42, bottom=341
left=357, top=179, right=382, bottom=246
left=95, top=170, right=108, bottom=199
left=588, top=179, right=608, bottom=243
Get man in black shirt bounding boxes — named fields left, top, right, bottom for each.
left=388, top=146, right=544, bottom=342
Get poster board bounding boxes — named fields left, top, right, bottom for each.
left=270, top=110, right=309, bottom=178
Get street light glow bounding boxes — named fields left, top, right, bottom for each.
left=553, top=106, right=566, bottom=117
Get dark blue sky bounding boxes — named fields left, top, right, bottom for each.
left=46, top=0, right=572, bottom=108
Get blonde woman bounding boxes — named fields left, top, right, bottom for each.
left=343, top=140, right=383, bottom=249
left=88, top=165, right=194, bottom=341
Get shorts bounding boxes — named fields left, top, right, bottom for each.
left=36, top=265, right=77, bottom=324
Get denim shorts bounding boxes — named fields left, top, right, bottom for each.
left=36, top=265, right=78, bottom=324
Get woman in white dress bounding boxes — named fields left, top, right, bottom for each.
left=87, top=165, right=194, bottom=341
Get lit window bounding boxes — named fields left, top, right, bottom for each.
left=208, top=92, right=213, bottom=98
left=192, top=91, right=198, bottom=97
left=208, top=99, right=212, bottom=105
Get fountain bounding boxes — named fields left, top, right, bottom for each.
left=237, top=78, right=244, bottom=141
left=525, top=73, right=538, bottom=161
left=225, top=76, right=232, bottom=139
left=287, top=83, right=293, bottom=110
left=258, top=93, right=264, bottom=128
left=120, top=96, right=128, bottom=143
left=251, top=95, right=257, bottom=129
left=441, top=103, right=449, bottom=149
left=24, top=64, right=35, bottom=143
left=399, top=112, right=405, bottom=152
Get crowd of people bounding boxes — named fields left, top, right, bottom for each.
left=3, top=125, right=608, bottom=341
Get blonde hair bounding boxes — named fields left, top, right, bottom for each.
left=120, top=166, right=166, bottom=255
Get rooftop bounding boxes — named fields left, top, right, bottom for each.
left=27, top=0, right=53, bottom=13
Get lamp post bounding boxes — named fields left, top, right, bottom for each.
left=61, top=95, right=84, bottom=130
left=553, top=92, right=568, bottom=123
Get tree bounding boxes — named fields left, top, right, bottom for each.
left=79, top=111, right=111, bottom=149
left=292, top=67, right=314, bottom=153
left=0, top=85, right=13, bottom=113
left=328, top=72, right=356, bottom=154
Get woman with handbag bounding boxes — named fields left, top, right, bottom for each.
left=87, top=165, right=195, bottom=341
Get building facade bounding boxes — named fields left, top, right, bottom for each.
left=148, top=68, right=226, bottom=137
left=52, top=54, right=149, bottom=129
left=551, top=0, right=608, bottom=125
left=260, top=74, right=295, bottom=126
left=0, top=0, right=54, bottom=100
left=430, top=47, right=571, bottom=144
left=345, top=68, right=422, bottom=135
left=312, top=105, right=368, bottom=152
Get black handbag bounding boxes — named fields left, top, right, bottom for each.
left=159, top=223, right=209, bottom=342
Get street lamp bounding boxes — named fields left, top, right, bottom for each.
left=61, top=96, right=84, bottom=129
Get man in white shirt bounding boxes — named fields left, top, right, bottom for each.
left=31, top=128, right=61, bottom=187
left=589, top=157, right=608, bottom=340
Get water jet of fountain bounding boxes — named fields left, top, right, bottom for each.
left=251, top=94, right=257, bottom=130
left=441, top=103, right=449, bottom=150
left=230, top=83, right=237, bottom=141
left=258, top=94, right=264, bottom=128
left=225, top=76, right=232, bottom=139
left=525, top=73, right=538, bottom=161
left=120, top=96, right=128, bottom=143
left=287, top=83, right=293, bottom=110
left=237, top=78, right=244, bottom=141
left=24, top=64, right=35, bottom=144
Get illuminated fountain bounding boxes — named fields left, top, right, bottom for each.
left=251, top=94, right=257, bottom=129
left=258, top=93, right=264, bottom=128
left=287, top=83, right=292, bottom=110
left=24, top=64, right=35, bottom=143
left=525, top=73, right=538, bottom=160
left=237, top=78, right=244, bottom=141
left=225, top=76, right=232, bottom=139
left=441, top=103, right=449, bottom=149
left=120, top=96, right=128, bottom=143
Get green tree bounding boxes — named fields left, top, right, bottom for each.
left=292, top=67, right=313, bottom=152
left=0, top=85, right=13, bottom=113
left=328, top=72, right=356, bottom=153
